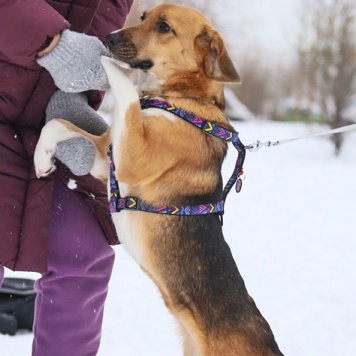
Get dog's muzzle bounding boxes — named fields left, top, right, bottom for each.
left=106, top=32, right=138, bottom=62
left=106, top=32, right=154, bottom=70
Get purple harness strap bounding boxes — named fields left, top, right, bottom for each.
left=108, top=98, right=246, bottom=216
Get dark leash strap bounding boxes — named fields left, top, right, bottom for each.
left=108, top=98, right=246, bottom=216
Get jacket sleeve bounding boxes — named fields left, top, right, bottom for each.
left=88, top=0, right=134, bottom=43
left=0, top=0, right=70, bottom=70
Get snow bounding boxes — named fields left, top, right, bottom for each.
left=67, top=178, right=77, bottom=190
left=2, top=120, right=356, bottom=355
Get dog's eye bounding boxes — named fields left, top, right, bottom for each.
left=156, top=21, right=171, bottom=33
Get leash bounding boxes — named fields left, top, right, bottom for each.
left=108, top=98, right=246, bottom=217
left=246, top=123, right=356, bottom=152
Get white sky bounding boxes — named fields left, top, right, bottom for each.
left=216, top=0, right=302, bottom=62
left=133, top=0, right=302, bottom=60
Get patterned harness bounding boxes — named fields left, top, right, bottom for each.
left=108, top=98, right=246, bottom=218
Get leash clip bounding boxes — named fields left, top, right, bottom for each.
left=247, top=140, right=280, bottom=152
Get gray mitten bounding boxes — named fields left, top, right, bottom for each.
left=46, top=91, right=108, bottom=176
left=37, top=30, right=110, bottom=93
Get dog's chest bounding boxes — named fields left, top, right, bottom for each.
left=108, top=182, right=146, bottom=263
left=111, top=211, right=144, bottom=262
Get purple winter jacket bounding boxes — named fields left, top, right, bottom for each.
left=0, top=0, right=133, bottom=272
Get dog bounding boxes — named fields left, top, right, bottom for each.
left=34, top=4, right=283, bottom=355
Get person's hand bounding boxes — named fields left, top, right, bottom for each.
left=37, top=30, right=110, bottom=92
left=46, top=90, right=109, bottom=176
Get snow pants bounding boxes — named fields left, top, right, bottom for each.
left=1, top=177, right=115, bottom=355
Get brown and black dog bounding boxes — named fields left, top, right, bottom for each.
left=35, top=4, right=284, bottom=355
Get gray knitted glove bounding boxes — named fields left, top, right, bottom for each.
left=37, top=30, right=110, bottom=93
left=46, top=91, right=108, bottom=176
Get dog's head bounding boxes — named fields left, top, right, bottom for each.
left=106, top=4, right=240, bottom=101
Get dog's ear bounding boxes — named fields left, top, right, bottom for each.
left=195, top=29, right=241, bottom=83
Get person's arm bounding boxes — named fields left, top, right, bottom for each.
left=88, top=0, right=134, bottom=43
left=0, top=0, right=69, bottom=69
left=0, top=0, right=69, bottom=120
left=35, top=0, right=134, bottom=176
left=35, top=0, right=134, bottom=93
left=36, top=30, right=110, bottom=93
left=44, top=90, right=109, bottom=176
left=36, top=0, right=134, bottom=58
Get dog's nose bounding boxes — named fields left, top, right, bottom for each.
left=106, top=32, right=124, bottom=49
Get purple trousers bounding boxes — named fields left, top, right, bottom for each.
left=1, top=178, right=115, bottom=355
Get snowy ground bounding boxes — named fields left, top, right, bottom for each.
left=2, top=120, right=356, bottom=355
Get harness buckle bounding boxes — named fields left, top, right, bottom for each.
left=140, top=97, right=152, bottom=109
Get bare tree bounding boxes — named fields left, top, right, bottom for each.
left=230, top=52, right=271, bottom=117
left=228, top=49, right=295, bottom=119
left=295, top=0, right=356, bottom=155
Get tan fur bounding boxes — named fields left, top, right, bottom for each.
left=35, top=4, right=283, bottom=355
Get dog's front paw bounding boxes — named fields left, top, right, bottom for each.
left=34, top=127, right=57, bottom=178
left=34, top=145, right=56, bottom=178
left=101, top=56, right=139, bottom=102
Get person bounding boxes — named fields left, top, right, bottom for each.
left=0, top=0, right=133, bottom=354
